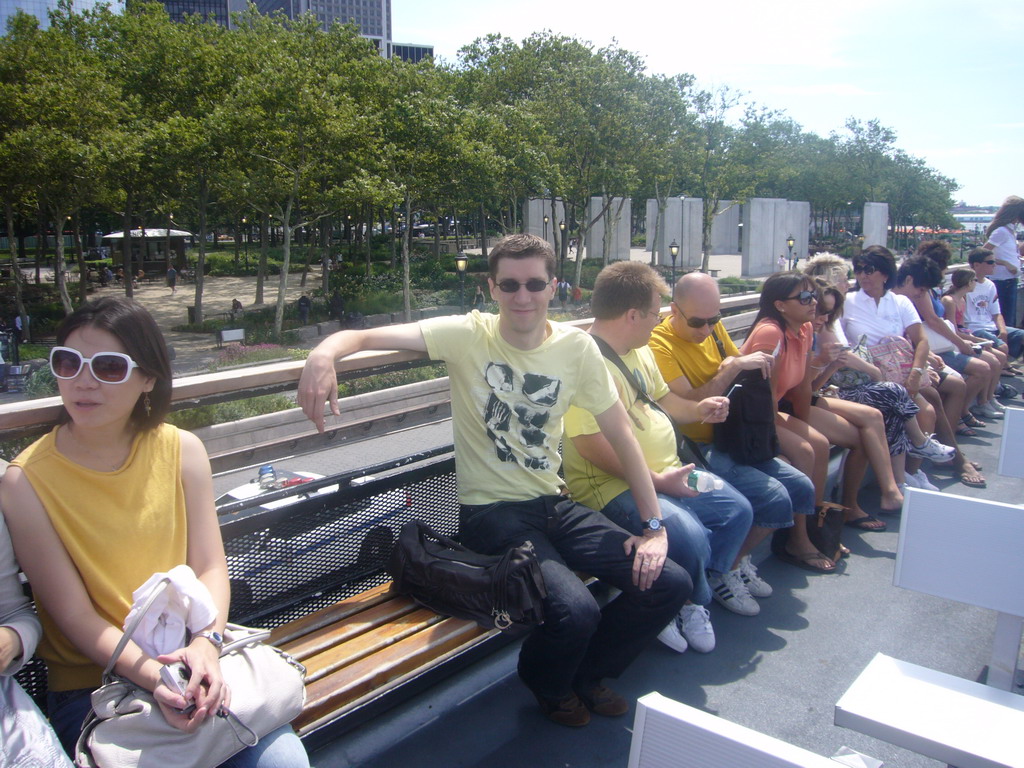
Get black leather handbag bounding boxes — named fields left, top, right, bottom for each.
left=388, top=521, right=547, bottom=635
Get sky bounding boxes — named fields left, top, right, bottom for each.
left=393, top=0, right=1024, bottom=208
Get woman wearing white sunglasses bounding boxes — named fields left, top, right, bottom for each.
left=0, top=297, right=309, bottom=767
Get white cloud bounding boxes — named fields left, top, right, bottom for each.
left=768, top=84, right=879, bottom=98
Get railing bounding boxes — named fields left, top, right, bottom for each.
left=0, top=292, right=763, bottom=462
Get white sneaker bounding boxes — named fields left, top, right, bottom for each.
left=910, top=469, right=939, bottom=492
left=656, top=615, right=688, bottom=653
left=738, top=555, right=773, bottom=598
left=987, top=398, right=1006, bottom=412
left=679, top=604, right=716, bottom=653
left=908, top=434, right=955, bottom=464
left=902, top=473, right=920, bottom=489
left=708, top=570, right=760, bottom=616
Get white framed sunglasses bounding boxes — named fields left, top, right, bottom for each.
left=49, top=346, right=140, bottom=384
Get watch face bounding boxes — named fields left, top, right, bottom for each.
left=645, top=518, right=662, bottom=531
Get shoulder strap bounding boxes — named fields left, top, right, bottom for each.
left=710, top=328, right=727, bottom=361
left=591, top=333, right=709, bottom=470
left=103, top=577, right=171, bottom=678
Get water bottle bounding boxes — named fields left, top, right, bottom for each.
left=687, top=470, right=724, bottom=493
left=257, top=464, right=277, bottom=490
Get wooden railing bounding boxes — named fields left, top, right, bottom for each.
left=0, top=292, right=762, bottom=457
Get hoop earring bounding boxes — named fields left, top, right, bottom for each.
left=143, top=393, right=152, bottom=417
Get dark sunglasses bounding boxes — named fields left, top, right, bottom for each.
left=853, top=264, right=878, bottom=276
left=783, top=290, right=816, bottom=305
left=495, top=278, right=550, bottom=293
left=50, top=346, right=140, bottom=384
left=983, top=260, right=996, bottom=265
left=679, top=310, right=721, bottom=329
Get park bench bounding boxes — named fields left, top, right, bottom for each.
left=834, top=487, right=1024, bottom=766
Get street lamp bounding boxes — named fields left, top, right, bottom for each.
left=455, top=251, right=468, bottom=313
left=669, top=240, right=679, bottom=286
left=559, top=220, right=567, bottom=280
left=543, top=215, right=549, bottom=244
left=786, top=234, right=795, bottom=269
left=242, top=217, right=249, bottom=269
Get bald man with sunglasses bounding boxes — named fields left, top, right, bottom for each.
left=648, top=272, right=816, bottom=580
left=298, top=233, right=690, bottom=728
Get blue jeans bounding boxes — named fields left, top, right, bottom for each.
left=973, top=327, right=1024, bottom=360
left=993, top=277, right=1018, bottom=328
left=48, top=688, right=309, bottom=767
left=601, top=482, right=752, bottom=605
left=459, top=496, right=691, bottom=700
left=700, top=445, right=815, bottom=525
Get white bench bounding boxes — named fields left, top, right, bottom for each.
left=217, top=328, right=245, bottom=348
left=996, top=406, right=1024, bottom=479
left=628, top=692, right=838, bottom=768
left=893, top=488, right=1024, bottom=691
left=835, top=653, right=1024, bottom=768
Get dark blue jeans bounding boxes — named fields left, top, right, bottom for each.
left=459, top=496, right=691, bottom=700
left=993, top=277, right=1019, bottom=328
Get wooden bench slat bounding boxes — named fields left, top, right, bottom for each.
left=269, top=583, right=395, bottom=646
left=281, top=597, right=421, bottom=662
left=295, top=618, right=491, bottom=728
left=299, top=608, right=446, bottom=682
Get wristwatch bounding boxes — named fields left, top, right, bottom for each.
left=911, top=366, right=928, bottom=376
left=641, top=518, right=664, bottom=533
left=193, top=630, right=224, bottom=649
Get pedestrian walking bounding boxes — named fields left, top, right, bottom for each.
left=167, top=265, right=177, bottom=294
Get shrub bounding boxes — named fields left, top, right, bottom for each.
left=212, top=344, right=308, bottom=370
left=17, top=343, right=50, bottom=361
left=166, top=394, right=296, bottom=430
left=337, top=363, right=447, bottom=397
left=24, top=365, right=57, bottom=399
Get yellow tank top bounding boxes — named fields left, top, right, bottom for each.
left=12, top=423, right=188, bottom=690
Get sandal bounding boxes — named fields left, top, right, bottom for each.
left=844, top=514, right=887, bottom=531
left=958, top=465, right=987, bottom=488
left=960, top=413, right=986, bottom=429
left=774, top=547, right=835, bottom=573
left=956, top=423, right=978, bottom=437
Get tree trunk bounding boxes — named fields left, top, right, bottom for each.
left=35, top=208, right=44, bottom=285
left=402, top=192, right=412, bottom=322
left=389, top=209, right=398, bottom=269
left=480, top=202, right=488, bottom=257
left=5, top=201, right=27, bottom=338
left=273, top=198, right=293, bottom=339
left=121, top=203, right=133, bottom=299
left=321, top=218, right=331, bottom=295
left=74, top=213, right=88, bottom=305
left=193, top=175, right=208, bottom=321
left=256, top=211, right=268, bottom=305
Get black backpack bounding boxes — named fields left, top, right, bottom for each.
left=710, top=331, right=780, bottom=465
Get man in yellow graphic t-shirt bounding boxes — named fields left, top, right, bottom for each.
left=298, top=234, right=690, bottom=727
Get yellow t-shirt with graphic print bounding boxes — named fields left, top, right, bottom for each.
left=563, top=345, right=678, bottom=511
left=420, top=311, right=618, bottom=506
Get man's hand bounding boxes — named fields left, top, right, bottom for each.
left=623, top=530, right=669, bottom=591
left=297, top=348, right=341, bottom=433
left=731, top=351, right=773, bottom=379
left=696, top=396, right=728, bottom=423
left=956, top=337, right=976, bottom=355
left=653, top=465, right=701, bottom=498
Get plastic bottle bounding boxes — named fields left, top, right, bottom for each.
left=687, top=470, right=724, bottom=493
left=257, top=464, right=277, bottom=490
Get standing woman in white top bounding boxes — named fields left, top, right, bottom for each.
left=983, top=195, right=1024, bottom=328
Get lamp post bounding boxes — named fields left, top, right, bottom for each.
left=737, top=220, right=743, bottom=254
left=346, top=214, right=353, bottom=259
left=455, top=251, right=468, bottom=313
left=558, top=220, right=566, bottom=280
left=543, top=215, right=549, bottom=244
left=786, top=234, right=795, bottom=270
left=669, top=240, right=679, bottom=286
left=242, top=217, right=249, bottom=269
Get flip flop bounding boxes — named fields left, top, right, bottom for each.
left=844, top=515, right=887, bottom=531
left=959, top=469, right=987, bottom=488
left=774, top=547, right=835, bottom=573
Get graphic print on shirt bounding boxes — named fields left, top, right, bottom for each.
left=482, top=361, right=560, bottom=471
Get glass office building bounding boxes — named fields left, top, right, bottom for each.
left=1, top=0, right=122, bottom=31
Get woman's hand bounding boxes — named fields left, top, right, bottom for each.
left=0, top=627, right=23, bottom=671
left=155, top=638, right=230, bottom=730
